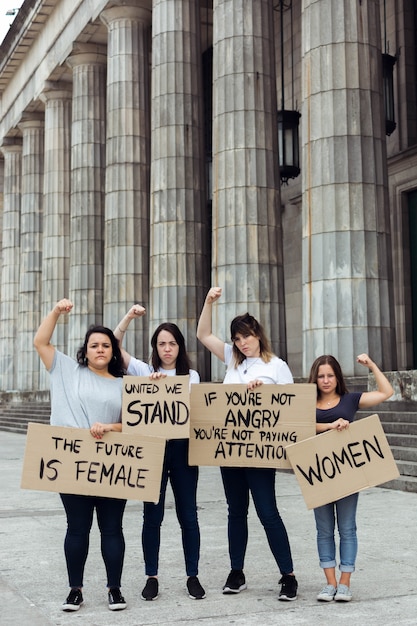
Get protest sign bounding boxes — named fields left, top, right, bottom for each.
left=122, top=375, right=190, bottom=439
left=189, top=383, right=316, bottom=468
left=21, top=423, right=166, bottom=503
left=285, top=414, right=400, bottom=509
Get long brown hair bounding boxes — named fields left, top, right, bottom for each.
left=230, top=313, right=274, bottom=367
left=308, top=355, right=349, bottom=399
left=150, top=322, right=192, bottom=375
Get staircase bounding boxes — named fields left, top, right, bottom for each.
left=357, top=400, right=417, bottom=493
left=0, top=393, right=50, bottom=434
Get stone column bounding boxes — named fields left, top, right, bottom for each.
left=211, top=0, right=285, bottom=380
left=100, top=4, right=151, bottom=357
left=17, top=115, right=44, bottom=391
left=39, top=84, right=72, bottom=384
left=0, top=140, right=22, bottom=391
left=301, top=0, right=396, bottom=376
left=66, top=44, right=107, bottom=356
left=150, top=0, right=208, bottom=370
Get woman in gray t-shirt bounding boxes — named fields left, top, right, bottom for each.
left=34, top=298, right=128, bottom=613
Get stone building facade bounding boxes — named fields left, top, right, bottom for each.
left=0, top=0, right=416, bottom=391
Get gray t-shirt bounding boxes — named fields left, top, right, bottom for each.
left=48, top=350, right=123, bottom=428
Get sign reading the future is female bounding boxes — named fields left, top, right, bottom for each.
left=21, top=423, right=166, bottom=503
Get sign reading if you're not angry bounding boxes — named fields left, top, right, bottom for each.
left=122, top=375, right=190, bottom=439
left=21, top=423, right=166, bottom=503
left=285, top=414, right=400, bottom=509
left=189, top=383, right=316, bottom=469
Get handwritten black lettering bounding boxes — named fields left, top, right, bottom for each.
left=224, top=408, right=280, bottom=429
left=51, top=436, right=82, bottom=453
left=295, top=437, right=386, bottom=486
left=126, top=399, right=189, bottom=427
left=39, top=457, right=62, bottom=480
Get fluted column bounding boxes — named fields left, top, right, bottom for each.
left=39, top=84, right=72, bottom=386
left=211, top=0, right=285, bottom=380
left=301, top=0, right=396, bottom=375
left=0, top=140, right=22, bottom=391
left=17, top=115, right=44, bottom=391
left=150, top=0, right=208, bottom=370
left=101, top=4, right=151, bottom=357
left=66, top=44, right=107, bottom=356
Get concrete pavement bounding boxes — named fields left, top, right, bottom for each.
left=0, top=429, right=416, bottom=625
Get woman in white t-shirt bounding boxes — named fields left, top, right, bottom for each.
left=114, top=306, right=205, bottom=602
left=197, top=287, right=298, bottom=601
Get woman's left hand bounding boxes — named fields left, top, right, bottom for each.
left=357, top=353, right=374, bottom=369
left=247, top=379, right=263, bottom=390
left=90, top=422, right=111, bottom=439
left=149, top=372, right=167, bottom=380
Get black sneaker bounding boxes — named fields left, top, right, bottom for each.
left=141, top=577, right=159, bottom=601
left=278, top=574, right=298, bottom=601
left=108, top=587, right=127, bottom=611
left=187, top=576, right=206, bottom=600
left=222, top=569, right=247, bottom=594
left=62, top=588, right=83, bottom=611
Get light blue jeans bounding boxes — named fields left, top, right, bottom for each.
left=313, top=492, right=359, bottom=572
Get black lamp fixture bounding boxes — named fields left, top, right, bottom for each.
left=275, top=0, right=300, bottom=184
left=382, top=0, right=396, bottom=136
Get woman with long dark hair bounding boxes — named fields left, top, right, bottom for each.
left=114, top=305, right=205, bottom=602
left=34, top=299, right=127, bottom=612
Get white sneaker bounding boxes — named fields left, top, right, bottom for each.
left=334, top=584, right=352, bottom=602
left=316, top=584, right=336, bottom=602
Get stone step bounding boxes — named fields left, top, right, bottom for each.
left=380, top=474, right=417, bottom=493
left=389, top=445, right=417, bottom=462
left=380, top=421, right=417, bottom=435
left=386, top=433, right=417, bottom=448
left=395, top=459, right=417, bottom=477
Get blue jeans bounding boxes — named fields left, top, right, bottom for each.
left=220, top=466, right=294, bottom=575
left=142, top=438, right=200, bottom=577
left=60, top=493, right=126, bottom=588
left=314, top=492, right=359, bottom=572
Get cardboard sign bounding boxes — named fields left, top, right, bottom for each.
left=285, top=414, right=400, bottom=509
left=189, top=383, right=316, bottom=468
left=21, top=423, right=166, bottom=503
left=122, top=375, right=190, bottom=439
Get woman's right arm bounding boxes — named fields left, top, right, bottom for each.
left=196, top=287, right=226, bottom=362
left=113, top=304, right=146, bottom=370
left=33, top=298, right=73, bottom=370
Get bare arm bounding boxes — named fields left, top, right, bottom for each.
left=357, top=353, right=394, bottom=408
left=113, top=304, right=146, bottom=370
left=33, top=299, right=73, bottom=371
left=196, top=287, right=226, bottom=362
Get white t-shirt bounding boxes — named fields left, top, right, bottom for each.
left=223, top=343, right=293, bottom=385
left=127, top=356, right=200, bottom=387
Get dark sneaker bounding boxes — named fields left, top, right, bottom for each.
left=222, top=569, right=247, bottom=594
left=62, top=588, right=83, bottom=611
left=141, top=577, right=159, bottom=601
left=108, top=587, right=127, bottom=611
left=187, top=576, right=206, bottom=599
left=278, top=574, right=298, bottom=601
